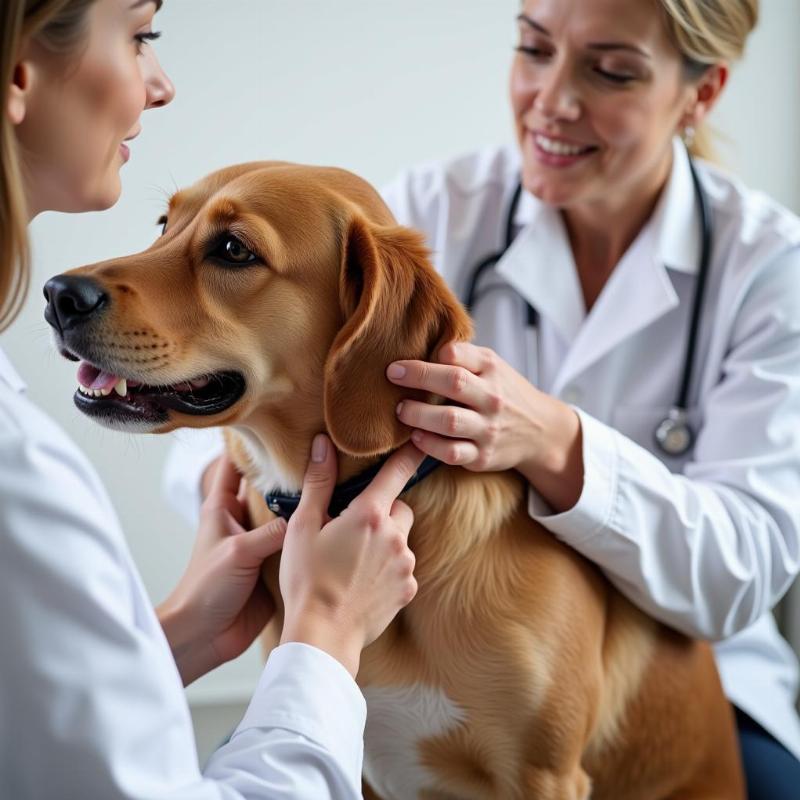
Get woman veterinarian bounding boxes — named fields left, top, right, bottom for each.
left=382, top=1, right=800, bottom=796
left=0, top=1, right=421, bottom=798
left=163, top=0, right=800, bottom=797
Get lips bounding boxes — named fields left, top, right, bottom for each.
left=119, top=130, right=139, bottom=163
left=71, top=358, right=246, bottom=429
left=533, top=132, right=597, bottom=157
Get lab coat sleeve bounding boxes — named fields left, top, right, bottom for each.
left=528, top=249, right=800, bottom=641
left=162, top=427, right=225, bottom=527
left=205, top=643, right=365, bottom=798
left=0, top=421, right=365, bottom=799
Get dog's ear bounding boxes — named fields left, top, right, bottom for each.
left=324, top=214, right=473, bottom=456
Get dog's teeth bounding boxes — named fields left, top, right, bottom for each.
left=100, top=388, right=112, bottom=397
left=114, top=378, right=127, bottom=397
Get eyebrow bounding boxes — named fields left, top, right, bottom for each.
left=515, top=14, right=651, bottom=59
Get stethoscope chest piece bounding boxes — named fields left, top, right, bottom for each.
left=654, top=407, right=694, bottom=457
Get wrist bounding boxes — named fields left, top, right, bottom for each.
left=519, top=399, right=583, bottom=513
left=157, top=593, right=199, bottom=650
left=157, top=597, right=216, bottom=685
left=280, top=607, right=364, bottom=678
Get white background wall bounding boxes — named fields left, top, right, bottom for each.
left=3, top=0, right=800, bottom=762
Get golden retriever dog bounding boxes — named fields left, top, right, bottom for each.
left=45, top=162, right=744, bottom=799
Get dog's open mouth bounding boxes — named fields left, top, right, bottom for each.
left=73, top=360, right=246, bottom=424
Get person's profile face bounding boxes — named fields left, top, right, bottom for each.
left=509, top=0, right=697, bottom=213
left=14, top=0, right=175, bottom=216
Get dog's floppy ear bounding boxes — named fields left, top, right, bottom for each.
left=324, top=214, right=473, bottom=457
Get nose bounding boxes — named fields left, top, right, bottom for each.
left=534, top=64, right=581, bottom=122
left=43, top=275, right=108, bottom=333
left=142, top=48, right=175, bottom=109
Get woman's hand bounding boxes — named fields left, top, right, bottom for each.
left=158, top=456, right=288, bottom=686
left=279, top=434, right=423, bottom=677
left=386, top=341, right=584, bottom=512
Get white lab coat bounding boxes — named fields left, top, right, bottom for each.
left=164, top=140, right=800, bottom=760
left=0, top=347, right=365, bottom=799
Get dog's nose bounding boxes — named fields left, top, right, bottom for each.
left=43, top=275, right=108, bottom=333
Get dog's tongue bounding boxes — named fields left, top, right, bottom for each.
left=77, top=361, right=120, bottom=391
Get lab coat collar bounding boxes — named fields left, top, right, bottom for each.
left=496, top=201, right=585, bottom=346
left=0, top=346, right=27, bottom=394
left=556, top=224, right=679, bottom=392
left=652, top=137, right=703, bottom=275
left=499, top=138, right=698, bottom=390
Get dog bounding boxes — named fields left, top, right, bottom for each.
left=45, top=161, right=745, bottom=799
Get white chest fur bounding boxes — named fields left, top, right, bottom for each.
left=362, top=684, right=468, bottom=800
left=234, top=426, right=297, bottom=494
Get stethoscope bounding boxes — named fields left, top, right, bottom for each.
left=463, top=150, right=712, bottom=458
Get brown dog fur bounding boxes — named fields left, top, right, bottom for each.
left=56, top=162, right=744, bottom=799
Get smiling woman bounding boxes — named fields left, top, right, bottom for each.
left=362, top=0, right=798, bottom=795
left=0, top=1, right=424, bottom=797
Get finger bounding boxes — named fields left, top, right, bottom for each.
left=201, top=455, right=224, bottom=500
left=436, top=340, right=493, bottom=374
left=294, top=434, right=338, bottom=525
left=207, top=454, right=242, bottom=500
left=232, top=477, right=252, bottom=528
left=352, top=441, right=426, bottom=510
left=396, top=399, right=483, bottom=442
left=236, top=517, right=288, bottom=563
left=389, top=499, right=414, bottom=535
left=409, top=430, right=480, bottom=467
left=386, top=360, right=486, bottom=410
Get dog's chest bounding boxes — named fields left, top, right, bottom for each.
left=362, top=683, right=467, bottom=799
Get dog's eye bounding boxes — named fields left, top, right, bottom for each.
left=211, top=236, right=258, bottom=266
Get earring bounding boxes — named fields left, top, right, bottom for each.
left=682, top=124, right=696, bottom=148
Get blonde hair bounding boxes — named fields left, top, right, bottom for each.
left=0, top=0, right=96, bottom=331
left=657, top=0, right=759, bottom=160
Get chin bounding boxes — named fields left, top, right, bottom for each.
left=81, top=169, right=123, bottom=212
left=523, top=171, right=580, bottom=208
left=94, top=182, right=123, bottom=212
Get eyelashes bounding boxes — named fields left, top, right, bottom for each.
left=514, top=46, right=636, bottom=86
left=135, top=30, right=162, bottom=53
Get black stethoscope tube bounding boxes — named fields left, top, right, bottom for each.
left=463, top=150, right=712, bottom=458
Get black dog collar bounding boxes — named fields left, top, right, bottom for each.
left=264, top=454, right=442, bottom=520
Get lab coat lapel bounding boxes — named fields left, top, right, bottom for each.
left=551, top=232, right=680, bottom=396
left=495, top=200, right=585, bottom=347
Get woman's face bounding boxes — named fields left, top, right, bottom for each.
left=13, top=0, right=174, bottom=216
left=510, top=0, right=699, bottom=212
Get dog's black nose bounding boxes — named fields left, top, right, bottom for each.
left=43, top=275, right=107, bottom=333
